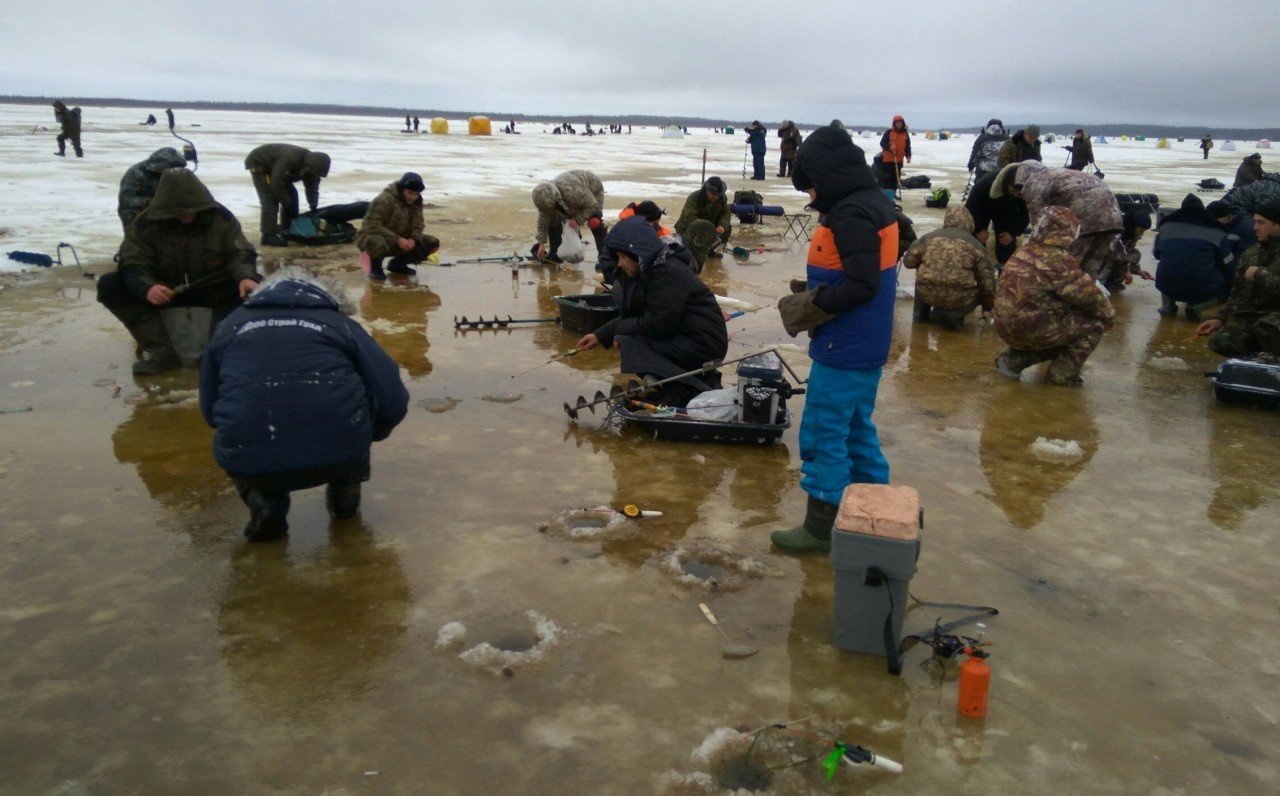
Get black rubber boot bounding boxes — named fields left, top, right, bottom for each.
left=770, top=496, right=838, bottom=553
left=325, top=482, right=361, bottom=520
left=386, top=255, right=417, bottom=276
left=243, top=488, right=289, bottom=542
left=260, top=233, right=288, bottom=247
left=130, top=316, right=180, bottom=375
left=368, top=256, right=387, bottom=281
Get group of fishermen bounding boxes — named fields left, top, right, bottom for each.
left=86, top=116, right=1279, bottom=547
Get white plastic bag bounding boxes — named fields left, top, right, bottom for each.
left=685, top=387, right=739, bottom=421
left=557, top=222, right=586, bottom=263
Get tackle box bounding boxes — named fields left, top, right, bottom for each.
left=1209, top=358, right=1280, bottom=408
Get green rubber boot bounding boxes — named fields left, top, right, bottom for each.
left=770, top=496, right=838, bottom=553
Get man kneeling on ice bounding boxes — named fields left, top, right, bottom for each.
left=198, top=267, right=409, bottom=542
left=98, top=169, right=259, bottom=375
left=575, top=216, right=728, bottom=407
left=1196, top=200, right=1280, bottom=358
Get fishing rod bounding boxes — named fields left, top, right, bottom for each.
left=453, top=314, right=559, bottom=331
left=512, top=348, right=578, bottom=378
left=170, top=128, right=198, bottom=171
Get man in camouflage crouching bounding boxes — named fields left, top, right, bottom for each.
left=1197, top=200, right=1280, bottom=358
left=993, top=205, right=1115, bottom=385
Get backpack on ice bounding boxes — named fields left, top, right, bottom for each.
left=285, top=201, right=369, bottom=245
left=901, top=175, right=931, bottom=190
left=1198, top=178, right=1225, bottom=190
left=732, top=190, right=765, bottom=223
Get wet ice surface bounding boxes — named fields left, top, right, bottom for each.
left=2, top=105, right=1280, bottom=792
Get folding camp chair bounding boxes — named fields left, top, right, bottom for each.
left=782, top=213, right=813, bottom=242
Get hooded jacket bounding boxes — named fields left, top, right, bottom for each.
left=994, top=206, right=1115, bottom=349
left=199, top=268, right=409, bottom=478
left=792, top=125, right=899, bottom=370
left=593, top=217, right=727, bottom=361
left=356, top=179, right=428, bottom=249
left=903, top=206, right=997, bottom=311
left=1154, top=195, right=1235, bottom=304
left=117, top=169, right=257, bottom=300
left=118, top=147, right=188, bottom=227
left=1233, top=157, right=1264, bottom=189
left=1020, top=166, right=1122, bottom=237
left=879, top=116, right=911, bottom=165
left=968, top=119, right=1008, bottom=176
left=243, top=144, right=331, bottom=210
left=1066, top=133, right=1094, bottom=169
left=53, top=101, right=80, bottom=136
left=997, top=130, right=1042, bottom=169
left=531, top=170, right=605, bottom=245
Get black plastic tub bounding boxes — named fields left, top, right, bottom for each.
left=618, top=406, right=790, bottom=445
left=555, top=294, right=618, bottom=333
left=1209, top=358, right=1280, bottom=408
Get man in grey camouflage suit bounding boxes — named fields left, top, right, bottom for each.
left=531, top=170, right=607, bottom=262
left=118, top=148, right=188, bottom=230
left=993, top=205, right=1116, bottom=385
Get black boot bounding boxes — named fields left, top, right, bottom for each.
left=260, top=233, right=288, bottom=247
left=386, top=255, right=417, bottom=276
left=770, top=496, right=839, bottom=553
left=129, top=316, right=180, bottom=375
left=325, top=482, right=361, bottom=519
left=242, top=488, right=289, bottom=542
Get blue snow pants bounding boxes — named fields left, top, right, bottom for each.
left=798, top=361, right=889, bottom=505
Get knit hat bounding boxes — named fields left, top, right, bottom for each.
left=1205, top=200, right=1234, bottom=218
left=634, top=200, right=664, bottom=222
left=1257, top=200, right=1280, bottom=224
left=1026, top=125, right=1041, bottom=137
left=399, top=172, right=425, bottom=192
left=703, top=176, right=726, bottom=195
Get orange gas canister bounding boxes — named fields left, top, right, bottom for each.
left=957, top=650, right=990, bottom=718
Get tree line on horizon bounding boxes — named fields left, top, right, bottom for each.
left=3, top=95, right=1276, bottom=140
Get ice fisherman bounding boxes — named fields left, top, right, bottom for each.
left=1154, top=194, right=1236, bottom=321
left=52, top=100, right=82, bottom=158
left=997, top=125, right=1042, bottom=169
left=968, top=119, right=1008, bottom=181
left=1065, top=129, right=1095, bottom=171
left=1200, top=134, right=1214, bottom=160
left=993, top=161, right=1127, bottom=287
left=118, top=147, right=188, bottom=230
left=771, top=123, right=899, bottom=553
left=674, top=176, right=733, bottom=269
left=1223, top=171, right=1280, bottom=214
left=903, top=206, right=997, bottom=330
left=992, top=205, right=1115, bottom=386
left=1196, top=200, right=1280, bottom=358
left=243, top=143, right=332, bottom=247
left=964, top=166, right=1030, bottom=265
left=1233, top=153, right=1265, bottom=188
left=575, top=216, right=728, bottom=408
left=198, top=267, right=409, bottom=542
left=531, top=169, right=607, bottom=263
left=355, top=172, right=440, bottom=281
left=744, top=121, right=767, bottom=180
left=97, top=169, right=259, bottom=375
left=777, top=121, right=804, bottom=178
left=165, top=107, right=175, bottom=130
left=878, top=115, right=912, bottom=188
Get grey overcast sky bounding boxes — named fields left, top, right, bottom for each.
left=0, top=0, right=1273, bottom=127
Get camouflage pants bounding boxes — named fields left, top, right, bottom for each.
left=1070, top=232, right=1121, bottom=281
left=1208, top=313, right=1280, bottom=358
left=683, top=219, right=731, bottom=269
left=998, top=315, right=1107, bottom=385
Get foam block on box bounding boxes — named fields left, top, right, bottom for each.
left=834, top=484, right=921, bottom=541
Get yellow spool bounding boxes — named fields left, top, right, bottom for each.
left=430, top=117, right=448, bottom=134
left=622, top=504, right=640, bottom=518
left=468, top=116, right=492, bottom=136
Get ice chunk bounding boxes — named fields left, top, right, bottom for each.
left=1148, top=356, right=1190, bottom=371
left=435, top=621, right=467, bottom=650
left=1030, top=437, right=1085, bottom=462
left=690, top=726, right=746, bottom=764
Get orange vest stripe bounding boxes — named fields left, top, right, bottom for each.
left=808, top=222, right=900, bottom=271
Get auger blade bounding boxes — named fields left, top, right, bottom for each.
left=564, top=401, right=578, bottom=419
left=609, top=384, right=624, bottom=400
left=576, top=395, right=592, bottom=415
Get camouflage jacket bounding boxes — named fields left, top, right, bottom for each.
left=903, top=206, right=997, bottom=310
left=1221, top=238, right=1280, bottom=320
left=674, top=188, right=732, bottom=236
left=531, top=170, right=604, bottom=244
left=117, top=148, right=187, bottom=228
left=778, top=122, right=804, bottom=158
left=356, top=182, right=426, bottom=246
left=994, top=206, right=1115, bottom=348
left=1021, top=167, right=1122, bottom=237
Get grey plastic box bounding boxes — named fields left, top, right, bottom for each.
left=830, top=527, right=921, bottom=656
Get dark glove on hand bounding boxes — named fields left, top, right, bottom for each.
left=778, top=287, right=835, bottom=337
